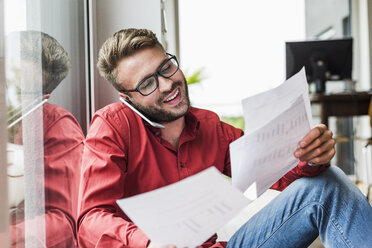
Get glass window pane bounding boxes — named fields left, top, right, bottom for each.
left=4, top=0, right=86, bottom=247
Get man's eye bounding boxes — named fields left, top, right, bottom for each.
left=140, top=78, right=155, bottom=90
left=160, top=63, right=171, bottom=74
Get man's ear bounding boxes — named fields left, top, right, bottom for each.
left=119, top=92, right=130, bottom=101
left=43, top=94, right=51, bottom=100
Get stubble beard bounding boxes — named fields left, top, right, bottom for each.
left=129, top=78, right=191, bottom=124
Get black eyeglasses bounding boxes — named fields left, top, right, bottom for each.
left=120, top=53, right=179, bottom=96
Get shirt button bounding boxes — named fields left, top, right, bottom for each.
left=154, top=132, right=160, bottom=136
left=180, top=163, right=184, bottom=168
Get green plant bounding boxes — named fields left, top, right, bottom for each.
left=220, top=116, right=245, bottom=131
left=185, top=68, right=206, bottom=85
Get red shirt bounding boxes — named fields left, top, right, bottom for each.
left=11, top=103, right=84, bottom=247
left=78, top=103, right=327, bottom=247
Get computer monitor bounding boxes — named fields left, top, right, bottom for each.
left=286, top=38, right=353, bottom=93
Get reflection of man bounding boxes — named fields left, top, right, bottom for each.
left=78, top=29, right=372, bottom=247
left=8, top=31, right=84, bottom=248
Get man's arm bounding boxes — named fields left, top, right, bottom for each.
left=10, top=109, right=84, bottom=247
left=77, top=115, right=149, bottom=247
left=43, top=112, right=84, bottom=246
left=11, top=209, right=78, bottom=247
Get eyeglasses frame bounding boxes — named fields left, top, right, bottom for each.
left=119, top=53, right=179, bottom=96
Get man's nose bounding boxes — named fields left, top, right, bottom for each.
left=157, top=75, right=173, bottom=93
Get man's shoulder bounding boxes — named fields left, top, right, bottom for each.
left=95, top=102, right=137, bottom=121
left=44, top=102, right=73, bottom=117
left=189, top=106, right=220, bottom=122
left=42, top=103, right=84, bottom=137
left=92, top=102, right=141, bottom=130
left=190, top=107, right=243, bottom=138
left=95, top=102, right=126, bottom=118
left=43, top=102, right=80, bottom=126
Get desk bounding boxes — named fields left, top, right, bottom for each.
left=311, top=91, right=372, bottom=176
left=310, top=91, right=372, bottom=126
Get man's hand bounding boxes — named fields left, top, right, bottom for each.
left=294, top=124, right=336, bottom=165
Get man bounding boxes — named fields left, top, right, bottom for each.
left=78, top=28, right=372, bottom=247
left=8, top=31, right=84, bottom=247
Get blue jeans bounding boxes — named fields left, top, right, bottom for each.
left=227, top=166, right=372, bottom=248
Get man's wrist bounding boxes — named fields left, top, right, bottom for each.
left=308, top=162, right=320, bottom=167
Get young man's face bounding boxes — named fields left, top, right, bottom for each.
left=117, top=46, right=190, bottom=123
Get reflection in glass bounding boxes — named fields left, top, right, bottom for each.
left=6, top=31, right=84, bottom=247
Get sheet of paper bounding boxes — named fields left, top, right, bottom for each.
left=230, top=68, right=312, bottom=195
left=242, top=67, right=312, bottom=134
left=116, top=167, right=251, bottom=247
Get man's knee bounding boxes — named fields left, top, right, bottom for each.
left=290, top=165, right=365, bottom=203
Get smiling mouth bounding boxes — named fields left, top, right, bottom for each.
left=164, top=89, right=179, bottom=103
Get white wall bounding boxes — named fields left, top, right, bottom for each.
left=305, top=0, right=349, bottom=38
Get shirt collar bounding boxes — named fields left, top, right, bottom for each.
left=184, top=107, right=200, bottom=134
left=143, top=107, right=200, bottom=138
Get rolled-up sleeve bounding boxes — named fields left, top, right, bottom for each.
left=271, top=161, right=330, bottom=191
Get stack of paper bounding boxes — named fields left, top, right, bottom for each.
left=230, top=67, right=313, bottom=196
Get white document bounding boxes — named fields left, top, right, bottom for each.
left=242, top=67, right=312, bottom=134
left=230, top=68, right=312, bottom=196
left=116, top=167, right=251, bottom=247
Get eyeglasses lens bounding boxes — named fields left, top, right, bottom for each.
left=138, top=57, right=178, bottom=96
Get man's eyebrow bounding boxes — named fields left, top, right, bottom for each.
left=137, top=56, right=169, bottom=83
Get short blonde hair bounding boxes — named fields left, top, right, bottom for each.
left=14, top=31, right=71, bottom=94
left=97, top=28, right=165, bottom=91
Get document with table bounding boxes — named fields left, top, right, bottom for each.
left=117, top=68, right=312, bottom=247
left=230, top=67, right=312, bottom=195
left=117, top=167, right=252, bottom=247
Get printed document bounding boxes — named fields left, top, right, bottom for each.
left=117, top=167, right=251, bottom=247
left=230, top=68, right=312, bottom=196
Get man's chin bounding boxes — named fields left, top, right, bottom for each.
left=130, top=96, right=190, bottom=124
left=154, top=107, right=190, bottom=124
left=150, top=103, right=190, bottom=124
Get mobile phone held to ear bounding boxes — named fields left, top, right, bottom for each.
left=119, top=97, right=165, bottom=129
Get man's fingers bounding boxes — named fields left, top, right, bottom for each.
left=298, top=124, right=328, bottom=148
left=299, top=138, right=335, bottom=161
left=295, top=129, right=334, bottom=158
left=299, top=139, right=336, bottom=163
left=308, top=147, right=336, bottom=165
